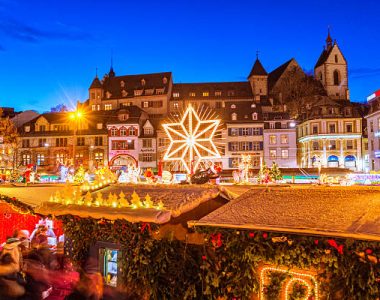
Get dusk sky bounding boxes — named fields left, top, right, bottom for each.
left=0, top=0, right=379, bottom=112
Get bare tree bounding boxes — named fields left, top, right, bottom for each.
left=0, top=108, right=19, bottom=173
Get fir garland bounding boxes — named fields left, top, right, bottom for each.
left=0, top=194, right=36, bottom=215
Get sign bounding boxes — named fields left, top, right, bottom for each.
left=140, top=148, right=155, bottom=153
left=367, top=89, right=380, bottom=102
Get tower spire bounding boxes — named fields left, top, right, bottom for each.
left=326, top=26, right=333, bottom=50
left=109, top=49, right=115, bottom=77
left=256, top=50, right=259, bottom=60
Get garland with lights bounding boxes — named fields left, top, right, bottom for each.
left=0, top=194, right=36, bottom=215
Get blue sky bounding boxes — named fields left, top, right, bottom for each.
left=0, top=0, right=379, bottom=112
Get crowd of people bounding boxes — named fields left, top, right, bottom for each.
left=0, top=220, right=148, bottom=300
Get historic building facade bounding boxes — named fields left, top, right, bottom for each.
left=365, top=89, right=380, bottom=171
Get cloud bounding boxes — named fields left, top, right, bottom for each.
left=350, top=67, right=380, bottom=79
left=0, top=17, right=92, bottom=43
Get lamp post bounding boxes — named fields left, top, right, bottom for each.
left=69, top=110, right=83, bottom=169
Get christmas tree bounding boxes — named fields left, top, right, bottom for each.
left=74, top=166, right=86, bottom=183
left=270, top=162, right=283, bottom=182
left=258, top=161, right=270, bottom=184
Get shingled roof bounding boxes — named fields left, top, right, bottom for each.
left=171, top=82, right=253, bottom=100
left=268, top=58, right=297, bottom=91
left=89, top=76, right=102, bottom=89
left=247, top=59, right=267, bottom=78
left=314, top=46, right=333, bottom=69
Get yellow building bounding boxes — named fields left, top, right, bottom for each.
left=297, top=98, right=364, bottom=171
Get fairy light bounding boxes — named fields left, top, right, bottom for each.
left=162, top=104, right=221, bottom=174
left=259, top=266, right=319, bottom=300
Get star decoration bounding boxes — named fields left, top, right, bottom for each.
left=162, top=105, right=221, bottom=174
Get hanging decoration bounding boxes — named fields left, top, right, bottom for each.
left=162, top=104, right=221, bottom=174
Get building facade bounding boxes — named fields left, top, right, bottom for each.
left=365, top=89, right=380, bottom=171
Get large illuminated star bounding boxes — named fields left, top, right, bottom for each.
left=162, top=105, right=221, bottom=174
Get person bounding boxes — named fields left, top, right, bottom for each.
left=0, top=238, right=26, bottom=299
left=13, top=230, right=31, bottom=254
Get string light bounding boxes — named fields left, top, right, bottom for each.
left=260, top=266, right=319, bottom=300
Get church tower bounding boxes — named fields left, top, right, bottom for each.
left=88, top=72, right=103, bottom=111
left=314, top=29, right=349, bottom=101
left=247, top=54, right=268, bottom=102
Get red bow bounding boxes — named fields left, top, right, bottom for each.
left=211, top=233, right=222, bottom=248
left=328, top=239, right=344, bottom=255
left=141, top=222, right=151, bottom=234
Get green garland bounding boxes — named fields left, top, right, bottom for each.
left=0, top=194, right=36, bottom=215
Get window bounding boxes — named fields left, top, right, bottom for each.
left=95, top=136, right=103, bottom=146
left=229, top=142, right=239, bottom=151
left=335, top=55, right=338, bottom=63
left=333, top=70, right=340, bottom=86
left=281, top=149, right=289, bottom=159
left=24, top=126, right=30, bottom=132
left=240, top=142, right=251, bottom=151
left=346, top=140, right=354, bottom=150
left=129, top=127, right=137, bottom=136
left=365, top=142, right=368, bottom=151
left=39, top=125, right=46, bottom=132
left=56, top=152, right=67, bottom=164
left=134, top=90, right=143, bottom=96
left=189, top=92, right=196, bottom=97
left=142, top=153, right=153, bottom=162
left=144, top=127, right=153, bottom=135
left=22, top=139, right=30, bottom=148
left=215, top=102, right=222, bottom=109
left=36, top=154, right=45, bottom=166
left=56, top=138, right=67, bottom=147
left=312, top=125, right=318, bottom=134
left=77, top=137, right=85, bottom=146
left=143, top=139, right=152, bottom=148
left=105, top=104, right=112, bottom=111
left=329, top=124, right=336, bottom=133
left=252, top=142, right=261, bottom=151
left=313, top=141, right=319, bottom=150
left=111, top=128, right=117, bottom=136
left=329, top=140, right=336, bottom=150
left=280, top=134, right=288, bottom=144
left=270, top=149, right=277, bottom=159
left=202, top=92, right=209, bottom=97
left=269, top=135, right=277, bottom=145
left=231, top=104, right=236, bottom=109
left=252, top=112, right=258, bottom=120
left=156, top=88, right=164, bottom=95
left=141, top=79, right=146, bottom=86
left=241, top=128, right=249, bottom=136
left=346, top=123, right=353, bottom=133
left=370, top=121, right=374, bottom=133
left=38, top=138, right=47, bottom=147
left=158, top=138, right=168, bottom=147
left=371, top=140, right=374, bottom=151
left=120, top=128, right=127, bottom=136
left=92, top=104, right=96, bottom=111
left=22, top=153, right=31, bottom=165
left=127, top=140, right=135, bottom=150
left=142, top=101, right=149, bottom=108
left=215, top=91, right=222, bottom=96
left=173, top=93, right=179, bottom=98
left=91, top=92, right=95, bottom=100
left=231, top=113, right=237, bottom=121
left=253, top=128, right=261, bottom=135
left=270, top=123, right=275, bottom=129
left=230, top=128, right=239, bottom=136
left=97, top=123, right=103, bottom=129
left=227, top=90, right=235, bottom=97
left=173, top=102, right=179, bottom=109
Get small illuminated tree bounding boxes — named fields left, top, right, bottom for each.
left=270, top=162, right=283, bottom=182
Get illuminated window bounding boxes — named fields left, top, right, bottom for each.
left=281, top=149, right=289, bottom=159
left=120, top=128, right=127, bottom=136
left=270, top=149, right=277, bottom=159
left=269, top=135, right=277, bottom=145
left=97, top=123, right=103, bottom=130
left=94, top=152, right=103, bottom=165
left=105, top=104, right=112, bottom=111
left=38, top=138, right=47, bottom=147
left=215, top=91, right=222, bottom=96
left=252, top=112, right=258, bottom=120
left=134, top=90, right=143, bottom=96
left=231, top=113, right=237, bottom=121
left=92, top=105, right=96, bottom=111
left=173, top=93, right=180, bottom=98
left=142, top=101, right=149, bottom=108
left=110, top=128, right=117, bottom=136
left=95, top=136, right=103, bottom=146
left=144, top=127, right=153, bottom=135
left=230, top=128, right=239, bottom=136
left=22, top=153, right=31, bottom=165
left=229, top=142, right=239, bottom=151
left=141, top=78, right=146, bottom=86
left=173, top=102, right=179, bottom=109
left=36, top=154, right=45, bottom=166
left=269, top=123, right=275, bottom=129
left=56, top=152, right=67, bottom=164
left=280, top=134, right=288, bottom=144
left=202, top=92, right=209, bottom=97
left=189, top=92, right=196, bottom=97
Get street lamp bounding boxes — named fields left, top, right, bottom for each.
left=69, top=110, right=84, bottom=168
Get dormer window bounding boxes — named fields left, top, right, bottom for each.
left=156, top=88, right=164, bottom=95
left=134, top=89, right=143, bottom=96
left=252, top=112, right=258, bottom=120
left=162, top=77, right=168, bottom=84
left=141, top=78, right=146, bottom=86
left=251, top=103, right=256, bottom=108
left=231, top=113, right=237, bottom=121
left=144, top=127, right=153, bottom=135
left=173, top=92, right=180, bottom=98
left=120, top=80, right=125, bottom=88
left=25, top=126, right=30, bottom=132
left=96, top=123, right=103, bottom=130
left=105, top=104, right=112, bottom=111
left=202, top=92, right=209, bottom=97
left=119, top=114, right=129, bottom=121
left=122, top=90, right=128, bottom=97
left=145, top=89, right=154, bottom=96
left=106, top=91, right=112, bottom=99
left=231, top=104, right=236, bottom=109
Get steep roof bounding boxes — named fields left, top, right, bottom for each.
left=89, top=76, right=102, bottom=89
left=171, top=82, right=253, bottom=100
left=220, top=101, right=262, bottom=123
left=314, top=46, right=333, bottom=69
left=247, top=59, right=267, bottom=78
left=268, top=58, right=297, bottom=91
left=100, top=72, right=172, bottom=99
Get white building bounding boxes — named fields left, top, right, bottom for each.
left=365, top=89, right=380, bottom=171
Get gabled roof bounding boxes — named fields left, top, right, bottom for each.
left=314, top=43, right=347, bottom=69
left=248, top=59, right=267, bottom=78
left=89, top=76, right=102, bottom=89
left=268, top=58, right=298, bottom=91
